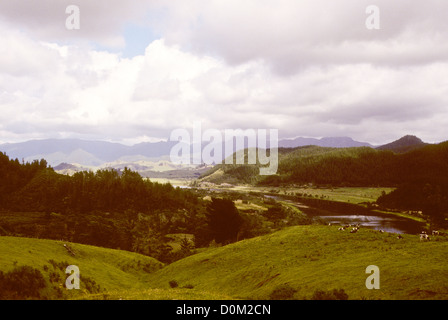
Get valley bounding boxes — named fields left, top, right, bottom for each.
left=1, top=135, right=447, bottom=300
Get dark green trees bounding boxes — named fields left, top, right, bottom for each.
left=206, top=198, right=242, bottom=244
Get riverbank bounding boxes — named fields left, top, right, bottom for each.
left=192, top=183, right=426, bottom=223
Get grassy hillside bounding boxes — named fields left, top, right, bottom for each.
left=0, top=236, right=235, bottom=300
left=0, top=236, right=163, bottom=299
left=2, top=224, right=447, bottom=300
left=146, top=225, right=448, bottom=300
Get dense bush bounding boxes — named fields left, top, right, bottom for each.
left=311, top=288, right=348, bottom=300
left=0, top=266, right=47, bottom=300
left=269, top=284, right=297, bottom=300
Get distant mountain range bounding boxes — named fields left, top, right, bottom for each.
left=278, top=136, right=373, bottom=148
left=0, top=135, right=434, bottom=178
left=0, top=139, right=177, bottom=166
left=0, top=138, right=195, bottom=179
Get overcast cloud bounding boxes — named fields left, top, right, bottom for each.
left=0, top=0, right=447, bottom=145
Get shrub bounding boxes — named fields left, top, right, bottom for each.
left=169, top=280, right=179, bottom=288
left=311, top=288, right=348, bottom=300
left=0, top=266, right=47, bottom=299
left=269, top=284, right=297, bottom=300
left=82, top=276, right=102, bottom=293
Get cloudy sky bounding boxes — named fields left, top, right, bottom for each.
left=1, top=0, right=447, bottom=146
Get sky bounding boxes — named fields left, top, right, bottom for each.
left=0, top=0, right=447, bottom=146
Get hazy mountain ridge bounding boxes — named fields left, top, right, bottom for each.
left=279, top=136, right=373, bottom=148
left=0, top=136, right=380, bottom=165
left=0, top=139, right=177, bottom=166
left=0, top=135, right=434, bottom=179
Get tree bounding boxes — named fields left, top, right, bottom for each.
left=265, top=204, right=287, bottom=221
left=206, top=198, right=242, bottom=244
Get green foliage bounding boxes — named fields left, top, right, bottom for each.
left=147, top=225, right=448, bottom=300
left=265, top=204, right=287, bottom=221
left=0, top=152, right=210, bottom=262
left=269, top=284, right=297, bottom=300
left=200, top=142, right=448, bottom=224
left=377, top=183, right=448, bottom=228
left=0, top=265, right=46, bottom=300
left=202, top=141, right=448, bottom=189
left=0, top=152, right=199, bottom=215
left=81, top=276, right=102, bottom=294
left=311, top=288, right=349, bottom=300
left=0, top=236, right=164, bottom=300
left=206, top=198, right=243, bottom=244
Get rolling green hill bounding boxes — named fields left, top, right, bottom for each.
left=0, top=236, right=234, bottom=300
left=0, top=236, right=164, bottom=299
left=1, top=224, right=448, bottom=300
left=145, top=225, right=448, bottom=300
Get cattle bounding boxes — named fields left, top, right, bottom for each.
left=420, top=233, right=430, bottom=241
left=350, top=227, right=358, bottom=233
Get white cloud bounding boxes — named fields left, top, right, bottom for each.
left=154, top=0, right=448, bottom=71
left=1, top=1, right=448, bottom=145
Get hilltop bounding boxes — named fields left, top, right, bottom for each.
left=376, top=135, right=428, bottom=153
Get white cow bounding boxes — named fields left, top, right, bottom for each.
left=420, top=233, right=430, bottom=241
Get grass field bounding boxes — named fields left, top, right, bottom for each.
left=0, top=236, right=165, bottom=299
left=213, top=185, right=395, bottom=204
left=146, top=225, right=448, bottom=300
left=1, top=224, right=447, bottom=300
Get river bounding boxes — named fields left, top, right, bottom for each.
left=270, top=196, right=425, bottom=235
left=180, top=186, right=426, bottom=234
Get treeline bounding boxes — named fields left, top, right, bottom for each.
left=0, top=152, right=198, bottom=214
left=260, top=142, right=448, bottom=187
left=202, top=142, right=448, bottom=188
left=377, top=183, right=448, bottom=227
